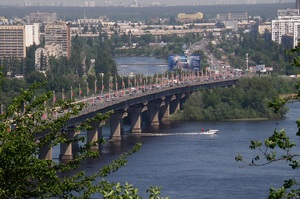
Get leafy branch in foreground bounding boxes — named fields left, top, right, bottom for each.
left=235, top=128, right=300, bottom=198
left=0, top=82, right=168, bottom=198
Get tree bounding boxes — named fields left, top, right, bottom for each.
left=0, top=78, right=168, bottom=198
left=235, top=45, right=300, bottom=198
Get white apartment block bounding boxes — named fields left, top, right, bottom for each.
left=25, top=23, right=40, bottom=47
left=294, top=23, right=300, bottom=47
left=272, top=16, right=300, bottom=47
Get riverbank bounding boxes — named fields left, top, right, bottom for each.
left=170, top=76, right=298, bottom=121
left=170, top=111, right=271, bottom=122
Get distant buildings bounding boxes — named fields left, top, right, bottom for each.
left=83, top=1, right=95, bottom=7
left=130, top=0, right=139, bottom=7
left=217, top=12, right=248, bottom=21
left=25, top=12, right=57, bottom=23
left=177, top=12, right=204, bottom=23
left=45, top=21, right=71, bottom=59
left=78, top=18, right=103, bottom=25
left=278, top=8, right=299, bottom=17
left=0, top=25, right=26, bottom=59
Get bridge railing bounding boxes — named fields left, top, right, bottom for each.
left=75, top=77, right=239, bottom=118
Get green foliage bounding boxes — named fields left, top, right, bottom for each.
left=0, top=82, right=167, bottom=198
left=215, top=31, right=288, bottom=72
left=178, top=76, right=296, bottom=121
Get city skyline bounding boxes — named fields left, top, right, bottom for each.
left=0, top=0, right=296, bottom=6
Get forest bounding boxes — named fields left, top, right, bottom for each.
left=173, top=76, right=299, bottom=121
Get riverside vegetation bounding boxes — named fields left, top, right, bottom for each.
left=172, top=76, right=299, bottom=121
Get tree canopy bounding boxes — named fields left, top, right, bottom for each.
left=174, top=76, right=298, bottom=121
left=0, top=79, right=168, bottom=198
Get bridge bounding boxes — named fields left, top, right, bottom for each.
left=39, top=77, right=239, bottom=161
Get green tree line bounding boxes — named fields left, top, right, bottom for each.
left=174, top=76, right=299, bottom=121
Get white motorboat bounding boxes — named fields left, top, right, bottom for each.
left=200, top=129, right=219, bottom=135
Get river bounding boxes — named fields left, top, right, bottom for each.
left=56, top=57, right=300, bottom=198
left=81, top=101, right=300, bottom=199
left=115, top=56, right=168, bottom=76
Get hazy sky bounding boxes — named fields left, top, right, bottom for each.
left=0, top=0, right=296, bottom=6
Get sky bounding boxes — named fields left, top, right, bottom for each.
left=0, top=0, right=296, bottom=6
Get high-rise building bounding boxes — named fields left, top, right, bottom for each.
left=0, top=25, right=26, bottom=59
left=25, top=23, right=40, bottom=47
left=45, top=21, right=71, bottom=59
left=271, top=16, right=300, bottom=47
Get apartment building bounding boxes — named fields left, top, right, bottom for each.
left=0, top=25, right=26, bottom=59
left=45, top=21, right=71, bottom=59
left=272, top=16, right=300, bottom=47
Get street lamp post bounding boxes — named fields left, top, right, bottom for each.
left=86, top=81, right=89, bottom=97
left=70, top=86, right=73, bottom=100
left=79, top=84, right=81, bottom=98
left=109, top=76, right=113, bottom=100
left=53, top=90, right=56, bottom=105
left=62, top=88, right=65, bottom=101
left=94, top=80, right=97, bottom=95
left=115, top=76, right=118, bottom=93
left=100, top=73, right=104, bottom=96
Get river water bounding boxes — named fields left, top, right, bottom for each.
left=85, top=101, right=299, bottom=199
left=115, top=56, right=168, bottom=76
left=57, top=57, right=300, bottom=198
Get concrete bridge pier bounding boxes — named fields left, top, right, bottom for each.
left=160, top=100, right=170, bottom=122
left=37, top=129, right=52, bottom=160
left=97, top=121, right=105, bottom=140
left=130, top=106, right=147, bottom=133
left=72, top=130, right=81, bottom=155
left=87, top=121, right=105, bottom=151
left=60, top=127, right=77, bottom=161
left=110, top=111, right=127, bottom=140
left=170, top=95, right=181, bottom=114
left=39, top=142, right=52, bottom=160
left=148, top=102, right=160, bottom=126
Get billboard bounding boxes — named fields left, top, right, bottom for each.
left=168, top=54, right=200, bottom=71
